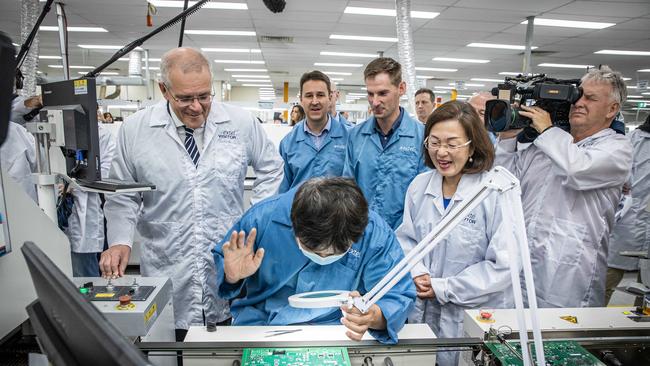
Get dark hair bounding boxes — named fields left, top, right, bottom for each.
left=423, top=100, right=494, bottom=173
left=640, top=113, right=650, bottom=133
left=300, top=70, right=331, bottom=95
left=103, top=112, right=113, bottom=118
left=290, top=104, right=305, bottom=125
left=291, top=177, right=369, bottom=255
left=415, top=88, right=435, bottom=102
left=364, top=57, right=402, bottom=86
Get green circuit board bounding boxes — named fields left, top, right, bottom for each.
left=485, top=340, right=605, bottom=366
left=241, top=347, right=351, bottom=366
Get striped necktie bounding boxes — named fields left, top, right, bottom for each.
left=184, top=126, right=200, bottom=167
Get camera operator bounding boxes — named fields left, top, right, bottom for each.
left=495, top=65, right=632, bottom=308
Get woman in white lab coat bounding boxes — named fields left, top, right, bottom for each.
left=396, top=101, right=516, bottom=366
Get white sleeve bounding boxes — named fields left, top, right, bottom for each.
left=395, top=183, right=429, bottom=278
left=104, top=123, right=141, bottom=247
left=494, top=136, right=523, bottom=179
left=534, top=127, right=632, bottom=190
left=247, top=115, right=284, bottom=204
left=98, top=126, right=117, bottom=178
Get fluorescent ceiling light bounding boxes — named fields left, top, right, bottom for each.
left=142, top=66, right=160, bottom=70
left=344, top=6, right=439, bottom=19
left=48, top=65, right=94, bottom=69
left=78, top=44, right=143, bottom=50
left=628, top=95, right=643, bottom=98
left=214, top=60, right=264, bottom=64
left=416, top=75, right=437, bottom=79
left=320, top=51, right=376, bottom=58
left=433, top=86, right=455, bottom=89
left=78, top=71, right=119, bottom=75
left=40, top=26, right=108, bottom=32
left=231, top=74, right=269, bottom=78
left=186, top=30, right=255, bottom=36
left=626, top=99, right=650, bottom=103
left=106, top=104, right=139, bottom=110
left=314, top=62, right=363, bottom=67
left=330, top=34, right=398, bottom=43
left=595, top=50, right=650, bottom=56
left=39, top=55, right=61, bottom=59
left=499, top=72, right=521, bottom=76
left=467, top=43, right=537, bottom=50
left=258, top=88, right=275, bottom=91
left=433, top=57, right=490, bottom=63
left=148, top=1, right=247, bottom=9
left=522, top=18, right=615, bottom=29
left=449, top=83, right=485, bottom=87
left=433, top=90, right=450, bottom=94
left=323, top=71, right=352, bottom=76
left=242, top=83, right=272, bottom=87
left=627, top=86, right=637, bottom=89
left=623, top=77, right=632, bottom=81
left=538, top=63, right=593, bottom=69
left=471, top=78, right=503, bottom=82
left=224, top=68, right=267, bottom=72
left=236, top=79, right=270, bottom=82
left=457, top=95, right=473, bottom=98
left=638, top=69, right=650, bottom=72
left=202, top=48, right=260, bottom=53
left=330, top=78, right=344, bottom=81
left=415, top=67, right=457, bottom=72
left=642, top=92, right=650, bottom=95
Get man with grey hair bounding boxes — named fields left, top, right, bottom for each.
left=100, top=47, right=284, bottom=340
left=468, top=91, right=495, bottom=122
left=329, top=82, right=352, bottom=127
left=496, top=65, right=632, bottom=308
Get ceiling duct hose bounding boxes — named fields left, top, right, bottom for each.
left=395, top=0, right=417, bottom=114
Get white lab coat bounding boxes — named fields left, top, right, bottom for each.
left=496, top=127, right=632, bottom=307
left=396, top=170, right=516, bottom=366
left=104, top=100, right=284, bottom=329
left=608, top=129, right=650, bottom=270
left=64, top=125, right=116, bottom=253
left=0, top=122, right=36, bottom=201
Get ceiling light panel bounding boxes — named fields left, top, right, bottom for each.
left=522, top=18, right=615, bottom=29
left=330, top=34, right=398, bottom=43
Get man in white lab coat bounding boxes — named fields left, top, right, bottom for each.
left=496, top=66, right=633, bottom=307
left=99, top=48, right=284, bottom=338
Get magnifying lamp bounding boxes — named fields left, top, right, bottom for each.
left=288, top=166, right=547, bottom=366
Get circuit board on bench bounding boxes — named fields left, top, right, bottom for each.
left=241, top=347, right=351, bottom=366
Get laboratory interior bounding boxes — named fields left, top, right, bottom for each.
left=1, top=0, right=650, bottom=365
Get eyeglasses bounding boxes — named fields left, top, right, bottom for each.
left=424, top=137, right=472, bottom=151
left=165, top=85, right=214, bottom=107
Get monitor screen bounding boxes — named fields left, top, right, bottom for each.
left=21, top=241, right=151, bottom=366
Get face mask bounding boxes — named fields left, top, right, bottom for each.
left=297, top=240, right=349, bottom=266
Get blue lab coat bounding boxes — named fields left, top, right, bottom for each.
left=212, top=189, right=416, bottom=344
left=343, top=111, right=427, bottom=229
left=278, top=117, right=349, bottom=193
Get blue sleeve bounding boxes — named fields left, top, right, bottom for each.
left=212, top=219, right=247, bottom=299
left=362, top=222, right=416, bottom=344
left=278, top=138, right=292, bottom=193
left=342, top=133, right=355, bottom=178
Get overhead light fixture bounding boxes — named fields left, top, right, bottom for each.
left=330, top=34, right=398, bottom=43
left=416, top=75, right=437, bottom=79
left=78, top=71, right=119, bottom=75
left=40, top=26, right=108, bottom=32
left=521, top=18, right=615, bottom=29
left=186, top=30, right=255, bottom=36
left=627, top=95, right=643, bottom=98
left=224, top=68, right=267, bottom=72
left=433, top=57, right=490, bottom=63
left=344, top=6, right=439, bottom=19
left=471, top=78, right=503, bottom=82
left=214, top=60, right=265, bottom=64
left=39, top=55, right=62, bottom=59
left=467, top=43, right=537, bottom=50
left=415, top=67, right=457, bottom=72
left=202, top=48, right=261, bottom=53
left=642, top=92, right=650, bottom=95
left=638, top=69, right=650, bottom=72
left=622, top=77, right=632, bottom=81
left=433, top=90, right=450, bottom=94
left=627, top=86, right=638, bottom=89
left=595, top=50, right=650, bottom=56
left=258, top=87, right=275, bottom=91
left=433, top=86, right=455, bottom=89
left=449, top=82, right=485, bottom=87
left=143, top=66, right=160, bottom=70
left=149, top=1, right=247, bottom=9
left=314, top=62, right=363, bottom=67
left=231, top=74, right=269, bottom=78
left=242, top=83, right=273, bottom=87
left=236, top=79, right=271, bottom=82
left=499, top=72, right=521, bottom=76
left=330, top=78, right=344, bottom=81
left=323, top=71, right=352, bottom=75
left=320, top=51, right=376, bottom=58
left=538, top=63, right=593, bottom=69
left=48, top=65, right=94, bottom=69
left=78, top=44, right=143, bottom=50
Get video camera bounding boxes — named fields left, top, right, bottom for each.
left=485, top=74, right=582, bottom=141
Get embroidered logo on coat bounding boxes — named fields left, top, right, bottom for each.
left=217, top=130, right=238, bottom=140
left=464, top=213, right=477, bottom=225
left=348, top=248, right=361, bottom=258
left=399, top=146, right=417, bottom=153
left=333, top=144, right=346, bottom=150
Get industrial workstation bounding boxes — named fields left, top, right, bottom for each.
left=0, top=0, right=649, bottom=365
